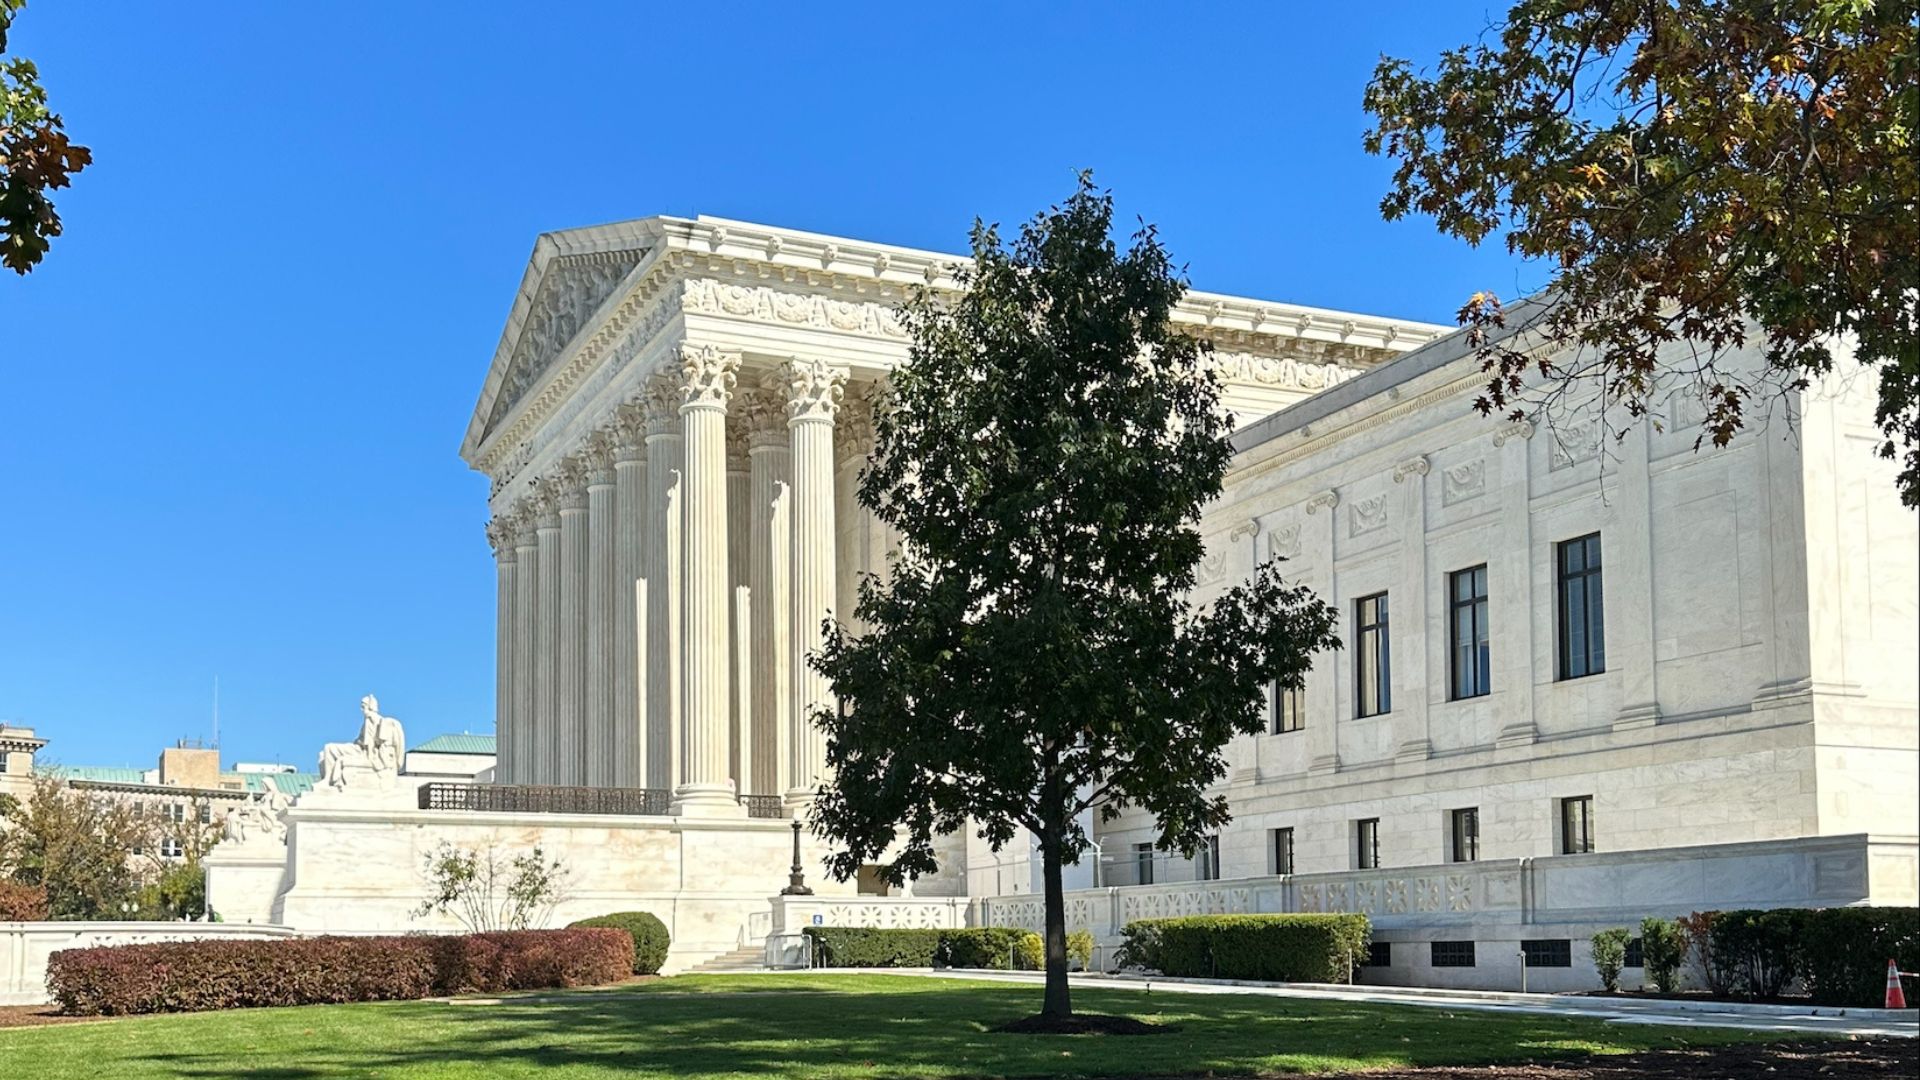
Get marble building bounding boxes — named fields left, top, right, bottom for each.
left=460, top=215, right=1441, bottom=818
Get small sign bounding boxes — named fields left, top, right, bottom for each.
left=811, top=914, right=823, bottom=926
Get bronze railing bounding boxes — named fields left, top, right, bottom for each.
left=741, top=794, right=787, bottom=819
left=417, top=783, right=790, bottom=819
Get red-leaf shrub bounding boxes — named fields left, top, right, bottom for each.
left=44, top=928, right=631, bottom=1015
left=0, top=880, right=50, bottom=921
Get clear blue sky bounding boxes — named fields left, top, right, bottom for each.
left=1, top=2, right=1527, bottom=769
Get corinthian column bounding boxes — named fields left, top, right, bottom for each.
left=557, top=457, right=590, bottom=786
left=533, top=489, right=563, bottom=784
left=612, top=405, right=648, bottom=788
left=487, top=517, right=517, bottom=784
left=782, top=358, right=846, bottom=809
left=744, top=387, right=791, bottom=798
left=511, top=515, right=540, bottom=785
left=585, top=434, right=618, bottom=787
left=726, top=419, right=752, bottom=794
left=673, top=343, right=744, bottom=817
left=642, top=377, right=683, bottom=792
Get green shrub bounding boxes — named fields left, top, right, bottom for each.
left=1799, top=906, right=1920, bottom=1007
left=1014, top=931, right=1043, bottom=971
left=1117, top=914, right=1369, bottom=982
left=1639, top=917, right=1688, bottom=993
left=1591, top=928, right=1630, bottom=991
left=802, top=927, right=942, bottom=968
left=569, top=911, right=671, bottom=975
left=1067, top=928, right=1095, bottom=970
left=1709, top=908, right=1808, bottom=999
left=939, top=927, right=1031, bottom=970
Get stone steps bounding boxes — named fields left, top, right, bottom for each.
left=684, top=946, right=767, bottom=974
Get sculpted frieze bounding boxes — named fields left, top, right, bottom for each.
left=487, top=251, right=647, bottom=430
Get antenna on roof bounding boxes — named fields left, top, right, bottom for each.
left=212, top=676, right=220, bottom=751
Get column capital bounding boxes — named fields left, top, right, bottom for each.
left=584, top=431, right=618, bottom=487
left=739, top=387, right=790, bottom=451
left=643, top=374, right=683, bottom=438
left=678, top=343, right=740, bottom=411
left=1493, top=419, right=1536, bottom=447
left=1392, top=455, right=1431, bottom=483
left=486, top=517, right=516, bottom=559
left=838, top=389, right=877, bottom=461
left=726, top=414, right=752, bottom=472
left=532, top=483, right=563, bottom=531
left=778, top=358, right=847, bottom=424
left=1304, top=489, right=1340, bottom=515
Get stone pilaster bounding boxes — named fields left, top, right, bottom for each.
left=745, top=386, right=793, bottom=799
left=674, top=344, right=744, bottom=817
left=1303, top=489, right=1341, bottom=775
left=557, top=456, right=591, bottom=786
left=510, top=517, right=540, bottom=786
left=1391, top=456, right=1432, bottom=762
left=585, top=434, right=619, bottom=787
left=533, top=489, right=563, bottom=785
left=642, top=375, right=683, bottom=792
left=1613, top=422, right=1661, bottom=729
left=1493, top=421, right=1539, bottom=748
left=487, top=516, right=517, bottom=785
left=782, top=358, right=846, bottom=808
left=612, top=405, right=649, bottom=787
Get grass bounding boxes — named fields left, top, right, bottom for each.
left=0, top=972, right=1801, bottom=1079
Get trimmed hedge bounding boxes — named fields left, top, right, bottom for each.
left=1117, top=914, right=1370, bottom=982
left=800, top=926, right=1051, bottom=970
left=569, top=911, right=671, bottom=974
left=44, top=928, right=632, bottom=1016
left=1799, top=907, right=1920, bottom=1007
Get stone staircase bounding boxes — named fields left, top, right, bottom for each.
left=683, top=945, right=767, bottom=974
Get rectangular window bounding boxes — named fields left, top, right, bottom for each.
left=1133, top=842, right=1155, bottom=887
left=1448, top=564, right=1491, bottom=699
left=168, top=802, right=185, bottom=823
left=0, top=751, right=10, bottom=774
left=1431, top=940, right=1476, bottom=968
left=1450, top=807, right=1480, bottom=863
left=1197, top=835, right=1221, bottom=881
left=1356, top=818, right=1381, bottom=870
left=159, top=837, right=184, bottom=859
left=1364, top=941, right=1392, bottom=967
left=1560, top=796, right=1595, bottom=854
left=1355, top=593, right=1391, bottom=717
left=198, top=803, right=212, bottom=824
left=1624, top=938, right=1644, bottom=968
left=1272, top=827, right=1295, bottom=875
left=1557, top=533, right=1606, bottom=679
left=1522, top=940, right=1573, bottom=968
left=1271, top=682, right=1305, bottom=733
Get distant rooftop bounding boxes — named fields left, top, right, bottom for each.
left=412, top=733, right=496, bottom=756
left=50, top=765, right=319, bottom=797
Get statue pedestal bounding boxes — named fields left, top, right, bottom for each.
left=204, top=844, right=292, bottom=925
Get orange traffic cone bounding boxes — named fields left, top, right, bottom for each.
left=1887, top=959, right=1907, bottom=1009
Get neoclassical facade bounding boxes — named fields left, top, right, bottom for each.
left=461, top=216, right=1441, bottom=817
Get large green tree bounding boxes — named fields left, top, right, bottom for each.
left=1, top=0, right=90, bottom=273
left=1364, top=0, right=1918, bottom=501
left=808, top=177, right=1340, bottom=1022
left=0, top=775, right=149, bottom=920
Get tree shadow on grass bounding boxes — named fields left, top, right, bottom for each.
left=118, top=977, right=1792, bottom=1080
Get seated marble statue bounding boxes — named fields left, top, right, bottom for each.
left=318, top=695, right=406, bottom=791
left=220, top=776, right=291, bottom=845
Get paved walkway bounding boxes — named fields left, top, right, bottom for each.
left=781, top=967, right=1920, bottom=1040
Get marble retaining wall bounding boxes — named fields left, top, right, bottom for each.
left=0, top=922, right=300, bottom=1006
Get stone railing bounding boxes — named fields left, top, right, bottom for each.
left=761, top=893, right=970, bottom=968
left=1, top=921, right=301, bottom=1006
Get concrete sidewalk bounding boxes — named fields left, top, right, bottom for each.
left=780, top=967, right=1920, bottom=1039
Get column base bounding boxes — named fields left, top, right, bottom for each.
left=1307, top=754, right=1340, bottom=777
left=671, top=784, right=747, bottom=818
left=782, top=788, right=816, bottom=816
left=1493, top=723, right=1537, bottom=749
left=1393, top=739, right=1432, bottom=764
left=1612, top=702, right=1661, bottom=731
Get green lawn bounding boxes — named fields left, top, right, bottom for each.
left=2, top=973, right=1796, bottom=1079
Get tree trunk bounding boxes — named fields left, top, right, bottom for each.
left=1039, top=829, right=1072, bottom=1019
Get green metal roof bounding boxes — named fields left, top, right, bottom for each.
left=50, top=765, right=149, bottom=784
left=411, top=733, right=496, bottom=756
left=232, top=771, right=319, bottom=796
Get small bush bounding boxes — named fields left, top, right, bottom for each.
left=1799, top=906, right=1920, bottom=1008
left=1639, top=917, right=1689, bottom=993
left=44, top=929, right=631, bottom=1016
left=1678, top=910, right=1732, bottom=995
left=802, top=927, right=942, bottom=968
left=939, top=927, right=1032, bottom=970
left=1067, top=928, right=1095, bottom=970
left=1014, top=931, right=1043, bottom=971
left=1591, top=928, right=1630, bottom=991
left=0, top=880, right=50, bottom=921
left=1118, top=914, right=1370, bottom=982
left=569, top=911, right=670, bottom=974
left=1710, top=908, right=1808, bottom=999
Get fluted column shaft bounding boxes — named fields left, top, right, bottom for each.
left=490, top=523, right=517, bottom=784
left=674, top=345, right=743, bottom=816
left=534, top=505, right=563, bottom=784
left=612, top=418, right=648, bottom=788
left=726, top=438, right=752, bottom=793
left=557, top=475, right=590, bottom=786
left=510, top=526, right=540, bottom=785
left=783, top=359, right=846, bottom=807
left=585, top=445, right=619, bottom=787
left=745, top=390, right=792, bottom=799
left=642, top=384, right=683, bottom=792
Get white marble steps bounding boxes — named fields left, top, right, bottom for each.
left=684, top=946, right=767, bottom=974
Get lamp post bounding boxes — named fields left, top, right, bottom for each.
left=780, top=818, right=813, bottom=896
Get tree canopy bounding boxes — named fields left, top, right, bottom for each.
left=1364, top=0, right=1918, bottom=501
left=1, top=0, right=91, bottom=273
left=809, top=176, right=1340, bottom=1020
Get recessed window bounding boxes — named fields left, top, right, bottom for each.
left=1450, top=807, right=1480, bottom=863
left=1556, top=533, right=1606, bottom=679
left=1365, top=941, right=1392, bottom=967
left=1624, top=938, right=1644, bottom=968
left=1355, top=593, right=1391, bottom=718
left=1197, top=835, right=1222, bottom=881
left=1431, top=940, right=1476, bottom=967
left=1560, top=795, right=1595, bottom=854
left=159, top=837, right=184, bottom=859
left=1272, top=682, right=1305, bottom=733
left=1271, top=827, right=1295, bottom=875
left=198, top=803, right=212, bottom=824
left=1448, top=565, right=1491, bottom=699
left=168, top=802, right=186, bottom=823
left=1356, top=818, right=1381, bottom=870
left=1522, top=940, right=1572, bottom=968
left=1133, top=842, right=1155, bottom=886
